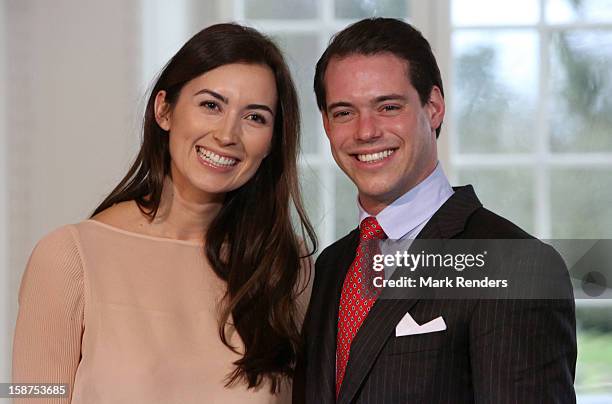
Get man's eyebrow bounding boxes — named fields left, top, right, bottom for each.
left=246, top=104, right=275, bottom=116
left=194, top=89, right=228, bottom=104
left=327, top=101, right=353, bottom=111
left=373, top=94, right=407, bottom=103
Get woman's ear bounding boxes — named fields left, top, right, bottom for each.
left=154, top=90, right=172, bottom=131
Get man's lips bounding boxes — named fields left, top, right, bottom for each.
left=351, top=148, right=398, bottom=163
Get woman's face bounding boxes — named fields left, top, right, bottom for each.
left=155, top=63, right=277, bottom=202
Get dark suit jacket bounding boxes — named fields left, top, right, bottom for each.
left=293, top=185, right=576, bottom=404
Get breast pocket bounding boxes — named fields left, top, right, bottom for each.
left=385, top=329, right=450, bottom=355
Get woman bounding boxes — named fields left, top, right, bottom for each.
left=13, top=23, right=316, bottom=403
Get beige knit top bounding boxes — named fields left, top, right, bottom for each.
left=13, top=220, right=298, bottom=404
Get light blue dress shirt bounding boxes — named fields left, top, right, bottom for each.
left=357, top=162, right=455, bottom=240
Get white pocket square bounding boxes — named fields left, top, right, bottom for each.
left=395, top=312, right=446, bottom=337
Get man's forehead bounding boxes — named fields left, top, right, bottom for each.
left=329, top=51, right=408, bottom=65
left=327, top=52, right=409, bottom=75
left=324, top=53, right=412, bottom=100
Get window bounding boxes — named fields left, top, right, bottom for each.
left=449, top=0, right=612, bottom=240
left=448, top=0, right=612, bottom=399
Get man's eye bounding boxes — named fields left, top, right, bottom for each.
left=246, top=113, right=266, bottom=124
left=200, top=101, right=219, bottom=111
left=381, top=105, right=400, bottom=112
left=333, top=111, right=351, bottom=118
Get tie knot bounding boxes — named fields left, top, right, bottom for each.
left=359, top=216, right=387, bottom=241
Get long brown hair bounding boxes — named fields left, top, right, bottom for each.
left=92, top=23, right=317, bottom=392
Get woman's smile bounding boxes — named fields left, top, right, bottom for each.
left=195, top=145, right=239, bottom=170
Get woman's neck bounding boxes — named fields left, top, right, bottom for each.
left=151, top=176, right=224, bottom=242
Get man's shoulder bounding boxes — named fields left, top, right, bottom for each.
left=461, top=206, right=534, bottom=239
left=316, top=229, right=358, bottom=266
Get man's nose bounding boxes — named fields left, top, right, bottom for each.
left=355, top=112, right=382, bottom=142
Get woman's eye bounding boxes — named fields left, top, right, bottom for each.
left=200, top=101, right=220, bottom=111
left=246, top=113, right=266, bottom=124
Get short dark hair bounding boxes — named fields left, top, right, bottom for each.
left=314, top=17, right=444, bottom=137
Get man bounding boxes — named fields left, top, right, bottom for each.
left=294, top=18, right=576, bottom=403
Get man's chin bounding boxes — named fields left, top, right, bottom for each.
left=356, top=186, right=398, bottom=210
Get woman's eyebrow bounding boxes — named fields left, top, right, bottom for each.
left=194, top=89, right=273, bottom=115
left=246, top=104, right=274, bottom=116
left=194, top=89, right=228, bottom=104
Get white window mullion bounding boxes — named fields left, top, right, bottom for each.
left=453, top=153, right=612, bottom=166
left=232, top=0, right=245, bottom=21
left=427, top=0, right=452, bottom=172
left=452, top=154, right=537, bottom=166
left=535, top=0, right=551, bottom=238
left=320, top=0, right=334, bottom=23
left=140, top=0, right=190, bottom=88
left=319, top=0, right=337, bottom=246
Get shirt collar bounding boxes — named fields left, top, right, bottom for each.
left=358, top=162, right=454, bottom=239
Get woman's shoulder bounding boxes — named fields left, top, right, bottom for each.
left=23, top=224, right=86, bottom=299
left=30, top=201, right=143, bottom=265
left=33, top=223, right=81, bottom=257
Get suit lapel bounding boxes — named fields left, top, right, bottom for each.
left=418, top=185, right=483, bottom=240
left=337, top=185, right=482, bottom=404
left=310, top=229, right=359, bottom=403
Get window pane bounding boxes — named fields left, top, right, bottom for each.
left=272, top=33, right=322, bottom=154
left=335, top=0, right=408, bottom=19
left=452, top=0, right=539, bottom=26
left=575, top=307, right=612, bottom=397
left=245, top=0, right=318, bottom=19
left=547, top=0, right=612, bottom=23
left=453, top=30, right=538, bottom=153
left=549, top=30, right=612, bottom=152
left=335, top=170, right=358, bottom=238
left=457, top=167, right=534, bottom=233
left=551, top=168, right=612, bottom=238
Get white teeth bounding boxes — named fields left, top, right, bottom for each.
left=357, top=149, right=395, bottom=163
left=196, top=147, right=237, bottom=167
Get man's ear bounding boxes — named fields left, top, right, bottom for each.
left=154, top=90, right=172, bottom=131
left=322, top=109, right=332, bottom=139
left=426, top=86, right=445, bottom=135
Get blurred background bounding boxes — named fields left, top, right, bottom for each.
left=1, top=0, right=611, bottom=401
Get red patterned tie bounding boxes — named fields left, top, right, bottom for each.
left=336, top=216, right=387, bottom=397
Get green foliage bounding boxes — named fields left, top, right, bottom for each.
left=577, top=306, right=612, bottom=333
left=576, top=329, right=612, bottom=393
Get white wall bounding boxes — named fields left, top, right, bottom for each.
left=3, top=0, right=143, bottom=379
left=1, top=0, right=10, bottom=384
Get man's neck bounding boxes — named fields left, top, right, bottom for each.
left=358, top=164, right=439, bottom=216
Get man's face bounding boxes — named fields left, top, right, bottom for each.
left=322, top=53, right=444, bottom=214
